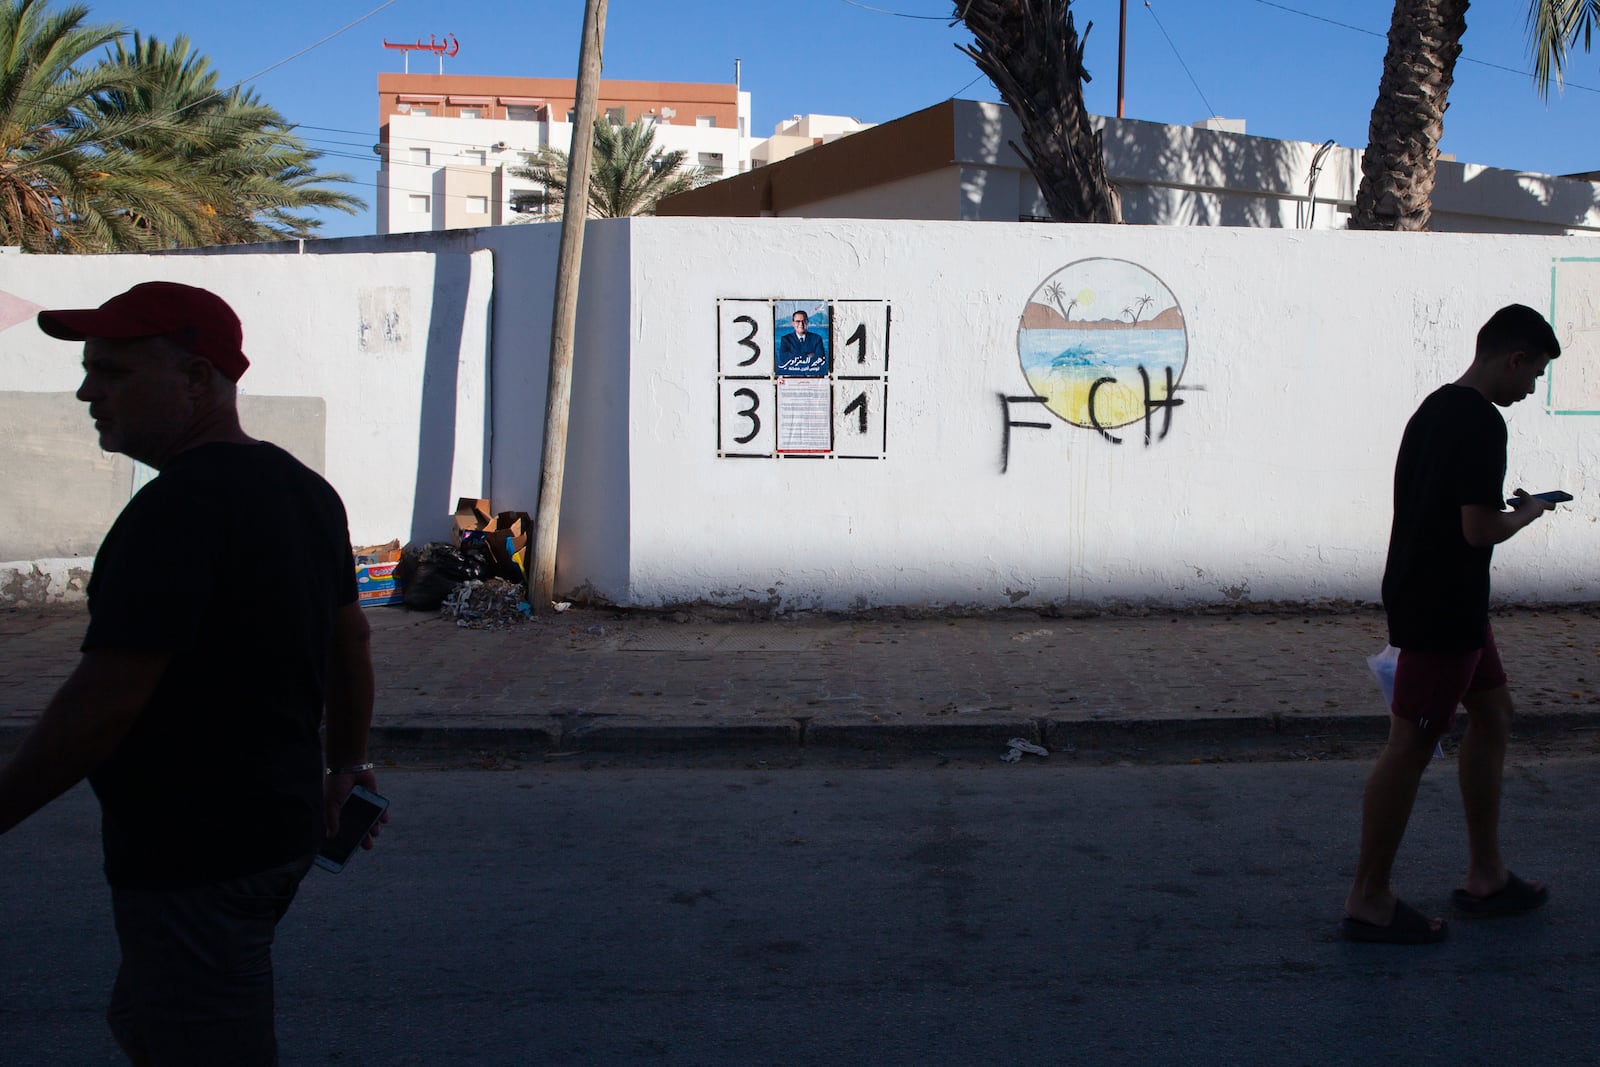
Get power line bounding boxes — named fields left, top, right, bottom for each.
left=1249, top=0, right=1600, bottom=95
left=1143, top=1, right=1217, bottom=118
left=24, top=0, right=404, bottom=172
left=833, top=0, right=950, bottom=21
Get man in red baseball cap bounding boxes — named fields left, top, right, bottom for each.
left=0, top=281, right=383, bottom=1064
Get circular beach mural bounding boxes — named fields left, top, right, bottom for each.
left=1017, top=259, right=1188, bottom=431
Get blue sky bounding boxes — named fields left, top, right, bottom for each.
left=84, top=0, right=1600, bottom=238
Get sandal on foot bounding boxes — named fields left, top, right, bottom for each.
left=1342, top=899, right=1448, bottom=944
left=1451, top=872, right=1549, bottom=918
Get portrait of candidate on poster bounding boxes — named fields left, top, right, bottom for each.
left=774, top=300, right=830, bottom=377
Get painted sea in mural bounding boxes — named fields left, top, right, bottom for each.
left=1019, top=321, right=1186, bottom=427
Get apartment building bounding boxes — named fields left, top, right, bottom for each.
left=376, top=72, right=754, bottom=234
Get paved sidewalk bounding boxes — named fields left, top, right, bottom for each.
left=3, top=601, right=1599, bottom=755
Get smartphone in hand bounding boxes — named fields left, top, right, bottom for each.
left=314, top=785, right=388, bottom=873
left=1507, top=490, right=1572, bottom=507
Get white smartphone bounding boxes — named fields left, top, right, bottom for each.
left=314, top=785, right=389, bottom=873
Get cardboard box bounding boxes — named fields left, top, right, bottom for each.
left=453, top=498, right=494, bottom=539
left=354, top=539, right=402, bottom=565
left=486, top=512, right=530, bottom=580
left=355, top=560, right=404, bottom=607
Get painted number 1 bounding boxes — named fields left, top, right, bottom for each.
left=845, top=323, right=866, bottom=365
left=842, top=391, right=868, bottom=434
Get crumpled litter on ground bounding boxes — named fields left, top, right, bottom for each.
left=441, top=579, right=533, bottom=629
left=1001, top=737, right=1049, bottom=763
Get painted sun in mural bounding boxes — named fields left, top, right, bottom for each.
left=1017, top=259, right=1188, bottom=431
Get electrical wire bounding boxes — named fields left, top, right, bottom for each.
left=833, top=0, right=950, bottom=21
left=1250, top=0, right=1600, bottom=95
left=22, top=0, right=404, bottom=171
left=1143, top=1, right=1218, bottom=118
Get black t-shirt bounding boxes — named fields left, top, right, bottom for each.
left=84, top=442, right=357, bottom=889
left=1381, top=384, right=1506, bottom=652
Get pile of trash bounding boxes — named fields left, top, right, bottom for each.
left=384, top=498, right=535, bottom=627
left=441, top=578, right=533, bottom=630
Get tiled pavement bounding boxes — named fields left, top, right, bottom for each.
left=3, top=602, right=1599, bottom=754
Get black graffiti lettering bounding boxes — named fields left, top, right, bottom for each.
left=1087, top=367, right=1184, bottom=447
left=1139, top=365, right=1184, bottom=446
left=846, top=322, right=868, bottom=364
left=733, top=387, right=761, bottom=444
left=843, top=390, right=869, bottom=434
left=1087, top=376, right=1122, bottom=445
left=1000, top=393, right=1051, bottom=474
left=733, top=315, right=761, bottom=367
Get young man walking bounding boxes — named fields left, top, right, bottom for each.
left=1342, top=303, right=1561, bottom=944
left=0, top=282, right=382, bottom=1062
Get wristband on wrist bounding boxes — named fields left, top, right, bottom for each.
left=326, top=762, right=375, bottom=776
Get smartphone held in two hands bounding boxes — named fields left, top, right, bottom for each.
left=314, top=785, right=388, bottom=873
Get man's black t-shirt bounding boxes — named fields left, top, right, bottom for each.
left=1381, top=384, right=1507, bottom=653
left=83, top=442, right=356, bottom=889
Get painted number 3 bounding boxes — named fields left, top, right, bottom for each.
left=733, top=387, right=761, bottom=444
left=733, top=315, right=761, bottom=367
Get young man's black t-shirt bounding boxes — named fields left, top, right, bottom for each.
left=1381, top=384, right=1507, bottom=653
left=83, top=442, right=357, bottom=889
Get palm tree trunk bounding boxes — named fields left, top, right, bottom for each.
left=1350, top=0, right=1469, bottom=231
left=957, top=0, right=1122, bottom=224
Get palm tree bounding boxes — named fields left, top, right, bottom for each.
left=1528, top=0, right=1600, bottom=95
left=1352, top=1, right=1597, bottom=231
left=954, top=0, right=1120, bottom=224
left=89, top=35, right=363, bottom=245
left=510, top=118, right=705, bottom=219
left=0, top=0, right=208, bottom=252
left=1348, top=1, right=1468, bottom=231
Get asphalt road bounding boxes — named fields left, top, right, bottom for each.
left=4, top=754, right=1599, bottom=1065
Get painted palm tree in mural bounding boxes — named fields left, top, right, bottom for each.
left=511, top=117, right=706, bottom=219
left=1043, top=280, right=1077, bottom=320
left=1124, top=294, right=1155, bottom=323
left=1351, top=0, right=1599, bottom=231
left=953, top=0, right=1121, bottom=224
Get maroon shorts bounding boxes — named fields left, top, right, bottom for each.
left=1391, top=624, right=1509, bottom=734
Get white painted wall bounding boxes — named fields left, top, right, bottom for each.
left=0, top=250, right=492, bottom=598
left=6, top=220, right=1600, bottom=614
left=616, top=219, right=1600, bottom=611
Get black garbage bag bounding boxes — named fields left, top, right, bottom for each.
left=398, top=540, right=495, bottom=610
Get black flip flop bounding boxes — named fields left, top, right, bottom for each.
left=1342, top=899, right=1449, bottom=944
left=1451, top=872, right=1549, bottom=918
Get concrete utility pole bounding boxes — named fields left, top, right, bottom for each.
left=532, top=0, right=608, bottom=608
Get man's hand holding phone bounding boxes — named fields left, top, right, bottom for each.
left=1507, top=489, right=1570, bottom=510
left=318, top=765, right=389, bottom=873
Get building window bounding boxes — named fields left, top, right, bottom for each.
left=465, top=150, right=486, bottom=166
left=410, top=106, right=431, bottom=117
left=696, top=115, right=716, bottom=128
left=506, top=105, right=539, bottom=121
left=409, top=147, right=431, bottom=166
left=605, top=106, right=626, bottom=125
left=566, top=109, right=577, bottom=123
left=460, top=108, right=481, bottom=119
left=697, top=152, right=724, bottom=172
left=465, top=196, right=488, bottom=215
left=408, top=194, right=430, bottom=213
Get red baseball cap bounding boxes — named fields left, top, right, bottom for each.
left=37, top=281, right=250, bottom=382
